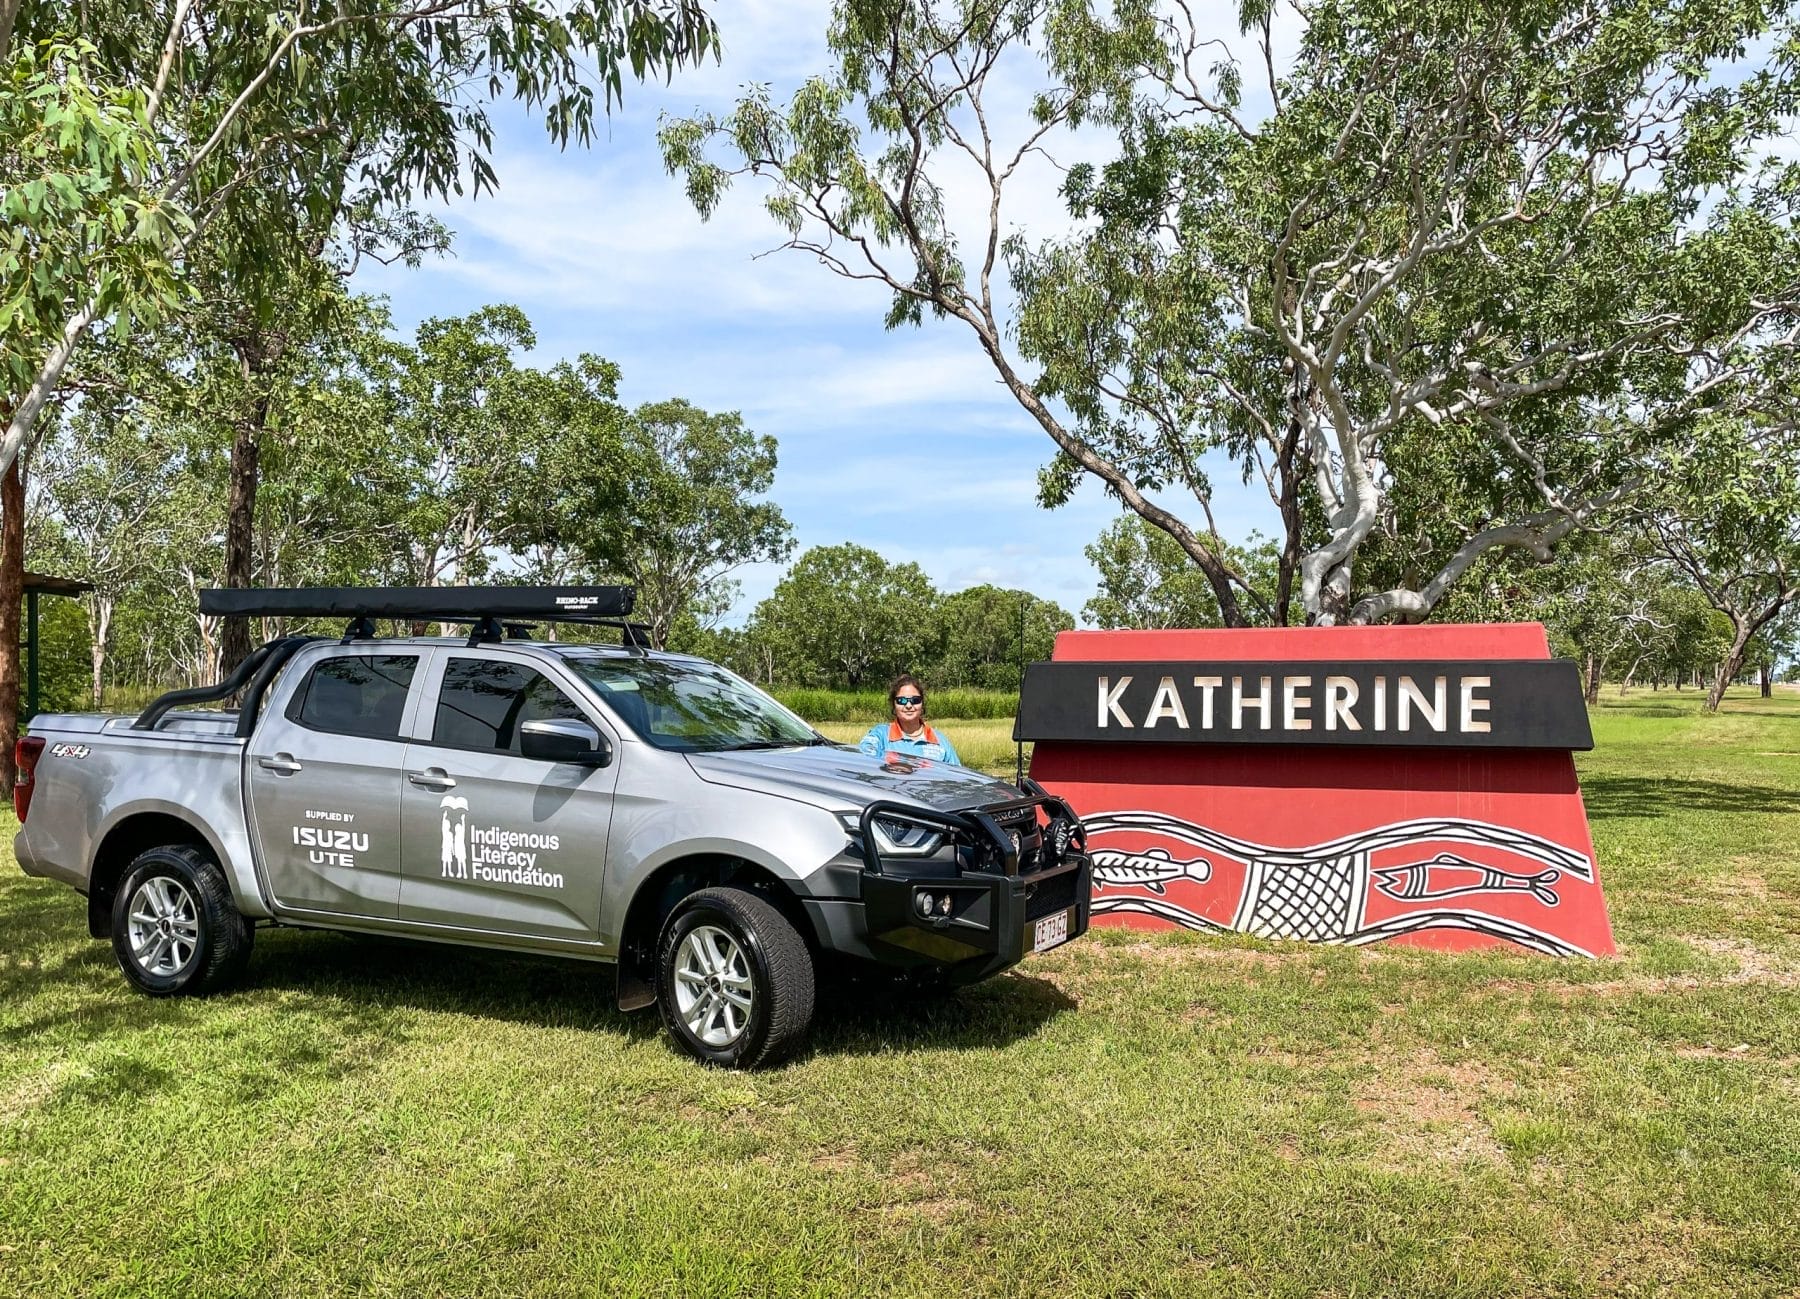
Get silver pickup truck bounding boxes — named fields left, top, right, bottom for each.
left=13, top=587, right=1092, bottom=1067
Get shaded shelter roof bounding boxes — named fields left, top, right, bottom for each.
left=24, top=571, right=94, bottom=597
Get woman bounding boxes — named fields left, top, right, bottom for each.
left=858, top=673, right=961, bottom=765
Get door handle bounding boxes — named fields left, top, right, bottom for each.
left=408, top=769, right=457, bottom=791
left=257, top=754, right=302, bottom=775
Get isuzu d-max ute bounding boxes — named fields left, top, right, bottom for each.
left=13, top=587, right=1092, bottom=1066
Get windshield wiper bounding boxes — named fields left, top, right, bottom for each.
left=716, top=738, right=804, bottom=751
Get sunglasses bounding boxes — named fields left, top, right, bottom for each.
left=892, top=695, right=924, bottom=706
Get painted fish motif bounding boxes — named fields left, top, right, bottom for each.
left=1079, top=810, right=1598, bottom=956
left=1091, top=848, right=1212, bottom=894
left=1372, top=853, right=1561, bottom=907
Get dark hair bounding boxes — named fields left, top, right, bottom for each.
left=889, top=673, right=925, bottom=713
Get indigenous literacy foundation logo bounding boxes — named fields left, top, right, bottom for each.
left=1085, top=810, right=1597, bottom=957
left=439, top=795, right=566, bottom=890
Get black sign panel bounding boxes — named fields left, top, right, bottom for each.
left=1014, top=659, right=1593, bottom=750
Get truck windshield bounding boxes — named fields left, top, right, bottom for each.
left=559, top=654, right=820, bottom=753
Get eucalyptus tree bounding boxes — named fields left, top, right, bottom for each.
left=1532, top=530, right=1675, bottom=702
left=2, top=0, right=718, bottom=481
left=31, top=401, right=192, bottom=705
left=932, top=584, right=1071, bottom=690
left=1649, top=429, right=1800, bottom=709
left=751, top=544, right=937, bottom=688
left=2, top=0, right=717, bottom=775
left=1083, top=515, right=1292, bottom=630
left=384, top=306, right=560, bottom=591
left=531, top=396, right=795, bottom=649
left=662, top=0, right=1800, bottom=625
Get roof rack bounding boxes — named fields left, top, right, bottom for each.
left=200, top=585, right=635, bottom=622
left=200, top=585, right=643, bottom=649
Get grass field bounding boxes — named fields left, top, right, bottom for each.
left=814, top=717, right=1027, bottom=774
left=2, top=688, right=1797, bottom=1296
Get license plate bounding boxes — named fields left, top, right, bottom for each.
left=1032, top=908, right=1071, bottom=954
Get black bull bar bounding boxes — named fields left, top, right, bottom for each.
left=854, top=786, right=1094, bottom=973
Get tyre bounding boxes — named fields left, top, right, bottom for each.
left=656, top=887, right=815, bottom=1068
left=110, top=844, right=254, bottom=997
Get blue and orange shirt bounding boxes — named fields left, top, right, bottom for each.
left=858, top=720, right=961, bottom=765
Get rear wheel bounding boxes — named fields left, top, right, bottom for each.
left=110, top=844, right=253, bottom=997
left=656, top=887, right=814, bottom=1068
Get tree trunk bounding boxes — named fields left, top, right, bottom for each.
left=1761, top=662, right=1772, bottom=698
left=89, top=593, right=114, bottom=709
left=218, top=405, right=266, bottom=676
left=0, top=0, right=19, bottom=63
left=1706, top=623, right=1752, bottom=712
left=1585, top=651, right=1601, bottom=706
left=0, top=458, right=24, bottom=796
left=1621, top=654, right=1645, bottom=695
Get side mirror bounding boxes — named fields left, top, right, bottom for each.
left=520, top=718, right=613, bottom=767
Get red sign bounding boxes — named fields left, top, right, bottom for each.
left=1026, top=624, right=1615, bottom=957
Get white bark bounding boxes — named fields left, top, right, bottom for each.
left=88, top=594, right=114, bottom=709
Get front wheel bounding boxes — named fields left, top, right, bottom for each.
left=110, top=844, right=253, bottom=997
left=656, top=888, right=814, bottom=1068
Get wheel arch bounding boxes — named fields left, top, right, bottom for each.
left=613, top=853, right=816, bottom=1012
left=86, top=807, right=231, bottom=939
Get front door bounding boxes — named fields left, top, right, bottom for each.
left=398, top=653, right=619, bottom=942
left=246, top=651, right=421, bottom=918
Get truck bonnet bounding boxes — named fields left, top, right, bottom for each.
left=686, top=744, right=1018, bottom=814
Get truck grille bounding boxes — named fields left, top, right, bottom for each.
left=1026, top=865, right=1081, bottom=921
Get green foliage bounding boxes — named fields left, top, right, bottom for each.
left=662, top=0, right=1800, bottom=625
left=929, top=585, right=1072, bottom=691
left=5, top=0, right=721, bottom=476
left=24, top=294, right=808, bottom=692
left=1, top=37, right=185, bottom=397
left=772, top=686, right=1019, bottom=723
left=749, top=543, right=938, bottom=688
left=25, top=595, right=92, bottom=715
left=530, top=398, right=794, bottom=648
left=1649, top=421, right=1800, bottom=703
left=375, top=304, right=566, bottom=586
left=1083, top=516, right=1294, bottom=629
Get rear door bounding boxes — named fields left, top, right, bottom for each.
left=246, top=649, right=423, bottom=918
left=397, top=652, right=620, bottom=942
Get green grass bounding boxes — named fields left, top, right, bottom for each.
left=775, top=686, right=1020, bottom=723
left=813, top=716, right=1028, bottom=775
left=3, top=687, right=1799, bottom=1295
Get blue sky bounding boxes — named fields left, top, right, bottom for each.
left=354, top=1, right=1282, bottom=623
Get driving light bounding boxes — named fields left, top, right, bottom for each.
left=937, top=894, right=953, bottom=916
left=916, top=892, right=935, bottom=917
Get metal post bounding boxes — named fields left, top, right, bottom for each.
left=1015, top=593, right=1026, bottom=787
left=25, top=587, right=38, bottom=720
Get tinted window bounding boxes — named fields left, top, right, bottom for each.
left=433, top=658, right=587, bottom=755
left=560, top=654, right=817, bottom=753
left=289, top=655, right=418, bottom=739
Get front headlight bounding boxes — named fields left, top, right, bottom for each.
left=836, top=810, right=947, bottom=858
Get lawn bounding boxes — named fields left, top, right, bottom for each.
left=2, top=689, right=1797, bottom=1296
